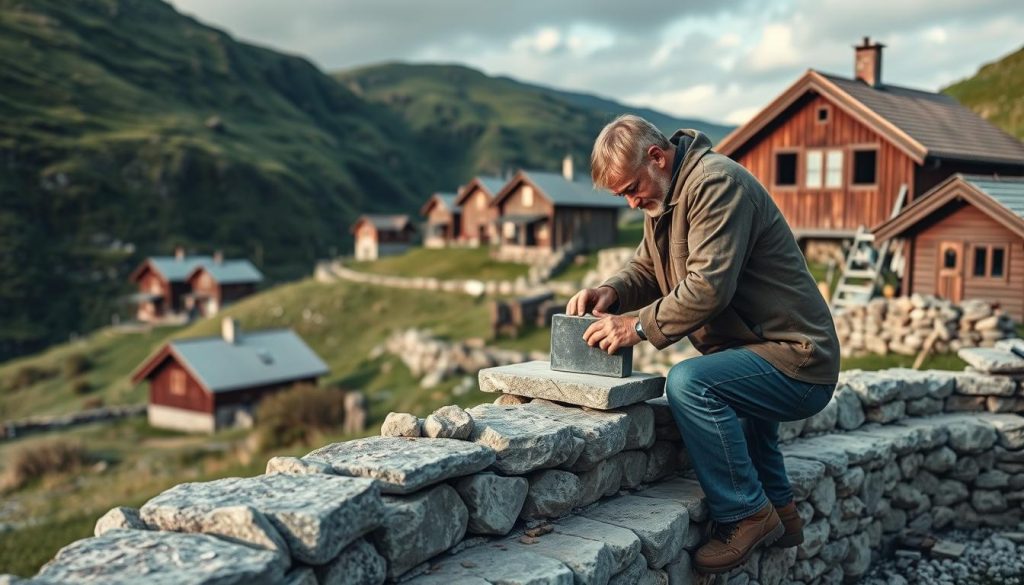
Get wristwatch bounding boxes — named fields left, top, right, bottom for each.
left=634, top=317, right=647, bottom=341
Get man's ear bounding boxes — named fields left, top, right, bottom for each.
left=647, top=145, right=667, bottom=169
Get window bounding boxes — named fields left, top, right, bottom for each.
left=825, top=150, right=843, bottom=188
left=522, top=185, right=534, bottom=207
left=944, top=248, right=957, bottom=269
left=775, top=152, right=797, bottom=186
left=973, top=247, right=987, bottom=277
left=816, top=106, right=830, bottom=123
left=971, top=244, right=1008, bottom=279
left=170, top=369, right=187, bottom=396
left=992, top=248, right=1005, bottom=277
left=476, top=193, right=485, bottom=210
left=805, top=150, right=823, bottom=188
left=852, top=150, right=877, bottom=185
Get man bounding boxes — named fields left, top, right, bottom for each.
left=567, top=115, right=839, bottom=574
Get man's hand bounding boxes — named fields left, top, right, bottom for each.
left=583, top=315, right=641, bottom=355
left=566, top=286, right=618, bottom=317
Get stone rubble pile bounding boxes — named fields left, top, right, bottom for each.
left=858, top=529, right=1024, bottom=585
left=7, top=360, right=1023, bottom=585
left=834, top=295, right=1017, bottom=358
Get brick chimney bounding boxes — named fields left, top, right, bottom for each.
left=562, top=154, right=574, bottom=182
left=221, top=317, right=240, bottom=344
left=174, top=246, right=185, bottom=261
left=854, top=36, right=885, bottom=87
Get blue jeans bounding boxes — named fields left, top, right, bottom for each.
left=665, top=347, right=835, bottom=523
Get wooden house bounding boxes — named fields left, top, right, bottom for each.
left=491, top=158, right=623, bottom=261
left=351, top=214, right=415, bottom=261
left=420, top=192, right=461, bottom=248
left=132, top=318, right=329, bottom=433
left=454, top=176, right=506, bottom=246
left=128, top=248, right=262, bottom=322
left=872, top=175, right=1024, bottom=320
left=716, top=38, right=1024, bottom=244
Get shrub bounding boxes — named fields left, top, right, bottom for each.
left=255, top=384, right=346, bottom=451
left=10, top=365, right=55, bottom=390
left=1, top=440, right=88, bottom=492
left=71, top=379, right=92, bottom=395
left=63, top=353, right=91, bottom=379
left=80, top=396, right=104, bottom=410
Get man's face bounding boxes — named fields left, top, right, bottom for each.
left=609, top=159, right=672, bottom=218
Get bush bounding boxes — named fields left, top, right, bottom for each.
left=80, top=396, right=104, bottom=410
left=63, top=353, right=91, bottom=379
left=71, top=379, right=92, bottom=395
left=255, top=384, right=346, bottom=451
left=1, top=440, right=88, bottom=492
left=10, top=365, right=55, bottom=390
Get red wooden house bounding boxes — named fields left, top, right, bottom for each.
left=351, top=214, right=416, bottom=261
left=132, top=318, right=329, bottom=433
left=873, top=175, right=1024, bottom=320
left=420, top=192, right=461, bottom=248
left=454, top=176, right=505, bottom=246
left=716, top=38, right=1024, bottom=245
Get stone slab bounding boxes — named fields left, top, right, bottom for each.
left=551, top=515, right=642, bottom=574
left=140, top=473, right=381, bottom=565
left=407, top=544, right=574, bottom=585
left=373, top=484, right=468, bottom=579
left=550, top=314, right=633, bottom=378
left=958, top=347, right=1024, bottom=374
left=303, top=436, right=495, bottom=494
left=583, top=495, right=689, bottom=569
left=467, top=404, right=578, bottom=474
left=478, top=361, right=664, bottom=410
left=507, top=530, right=614, bottom=585
left=453, top=472, right=528, bottom=535
left=315, top=538, right=385, bottom=585
left=634, top=477, right=708, bottom=522
left=524, top=401, right=630, bottom=470
left=37, top=529, right=286, bottom=584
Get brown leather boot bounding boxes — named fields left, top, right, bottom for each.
left=771, top=500, right=804, bottom=547
left=695, top=501, right=784, bottom=574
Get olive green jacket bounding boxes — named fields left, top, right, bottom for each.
left=602, top=130, right=840, bottom=384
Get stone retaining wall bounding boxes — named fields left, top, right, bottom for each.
left=1, top=405, right=147, bottom=441
left=9, top=362, right=1024, bottom=585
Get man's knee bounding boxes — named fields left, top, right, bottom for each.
left=665, top=359, right=710, bottom=405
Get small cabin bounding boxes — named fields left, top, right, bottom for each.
left=454, top=176, right=506, bottom=246
left=351, top=214, right=416, bottom=261
left=128, top=248, right=262, bottom=322
left=420, top=192, right=461, bottom=248
left=491, top=157, right=623, bottom=262
left=716, top=37, right=1024, bottom=250
left=872, top=174, right=1024, bottom=321
left=132, top=318, right=329, bottom=433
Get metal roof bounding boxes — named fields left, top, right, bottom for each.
left=358, top=214, right=412, bottom=231
left=146, top=256, right=263, bottom=284
left=477, top=177, right=506, bottom=196
left=962, top=175, right=1024, bottom=221
left=192, top=260, right=264, bottom=284
left=821, top=73, right=1024, bottom=165
left=522, top=171, right=624, bottom=208
left=168, top=329, right=329, bottom=393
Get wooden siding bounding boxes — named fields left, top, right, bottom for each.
left=501, top=184, right=555, bottom=217
left=910, top=204, right=1024, bottom=320
left=553, top=208, right=618, bottom=252
left=425, top=204, right=459, bottom=240
left=460, top=189, right=497, bottom=243
left=149, top=360, right=214, bottom=414
left=731, top=93, right=917, bottom=234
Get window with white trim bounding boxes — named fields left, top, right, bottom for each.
left=805, top=150, right=823, bottom=188
left=825, top=150, right=844, bottom=188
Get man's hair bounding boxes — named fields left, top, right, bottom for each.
left=591, top=114, right=670, bottom=190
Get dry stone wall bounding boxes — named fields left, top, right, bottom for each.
left=7, top=358, right=1024, bottom=585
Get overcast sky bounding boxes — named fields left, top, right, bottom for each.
left=170, top=0, right=1023, bottom=125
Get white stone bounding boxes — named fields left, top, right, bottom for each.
left=94, top=507, right=147, bottom=537
left=424, top=405, right=475, bottom=439
left=381, top=412, right=421, bottom=438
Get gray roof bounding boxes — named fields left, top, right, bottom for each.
left=962, top=174, right=1024, bottom=220
left=147, top=256, right=263, bottom=284
left=435, top=192, right=459, bottom=211
left=821, top=73, right=1024, bottom=165
left=169, top=329, right=329, bottom=393
left=524, top=171, right=624, bottom=209
left=361, top=214, right=412, bottom=231
left=477, top=177, right=507, bottom=196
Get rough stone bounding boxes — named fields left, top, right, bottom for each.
left=283, top=567, right=318, bottom=585
left=453, top=472, right=528, bottom=535
left=552, top=515, right=641, bottom=574
left=834, top=385, right=866, bottom=430
left=494, top=394, right=531, bottom=406
left=381, top=412, right=421, bottom=437
left=809, top=476, right=837, bottom=517
left=463, top=404, right=577, bottom=474
left=841, top=371, right=901, bottom=406
left=304, top=436, right=495, bottom=494
left=643, top=441, right=683, bottom=483
left=37, top=529, right=286, bottom=584
left=611, top=450, right=648, bottom=490
left=803, top=397, right=838, bottom=433
left=905, top=396, right=944, bottom=416
left=786, top=458, right=827, bottom=501
left=779, top=418, right=805, bottom=442
left=841, top=531, right=871, bottom=579
left=922, top=446, right=958, bottom=473
left=635, top=477, right=708, bottom=522
left=94, top=506, right=147, bottom=537
left=141, top=473, right=381, bottom=564
left=946, top=395, right=988, bottom=412
left=887, top=368, right=955, bottom=400
left=796, top=519, right=830, bottom=559
left=583, top=495, right=689, bottom=569
left=614, top=403, right=656, bottom=450
left=971, top=489, right=1008, bottom=513
left=522, top=469, right=582, bottom=519
left=315, top=538, right=385, bottom=585
left=859, top=471, right=885, bottom=515
left=759, top=547, right=796, bottom=585
left=507, top=530, right=614, bottom=585
left=818, top=536, right=850, bottom=566
left=264, top=456, right=332, bottom=476
left=976, top=469, right=1010, bottom=489
left=664, top=552, right=696, bottom=585
left=944, top=416, right=998, bottom=453
left=865, top=400, right=905, bottom=423
left=478, top=361, right=664, bottom=410
left=609, top=554, right=649, bottom=585
left=953, top=372, right=1018, bottom=396
left=525, top=401, right=629, bottom=470
left=577, top=458, right=623, bottom=507
left=957, top=347, right=1024, bottom=374
left=550, top=314, right=633, bottom=378
left=977, top=412, right=1024, bottom=449
left=782, top=442, right=849, bottom=476
left=793, top=557, right=828, bottom=582
left=373, top=484, right=468, bottom=578
left=646, top=396, right=673, bottom=426
left=836, top=466, right=865, bottom=497
left=408, top=545, right=573, bottom=584
left=424, top=405, right=474, bottom=439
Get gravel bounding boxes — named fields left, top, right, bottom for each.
left=858, top=529, right=1024, bottom=585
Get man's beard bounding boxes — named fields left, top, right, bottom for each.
left=642, top=170, right=672, bottom=218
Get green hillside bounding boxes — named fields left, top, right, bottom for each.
left=944, top=45, right=1024, bottom=139
left=0, top=0, right=450, bottom=360
left=335, top=62, right=732, bottom=178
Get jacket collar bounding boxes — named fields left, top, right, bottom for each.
left=664, top=129, right=713, bottom=210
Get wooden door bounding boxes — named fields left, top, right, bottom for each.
left=936, top=241, right=964, bottom=302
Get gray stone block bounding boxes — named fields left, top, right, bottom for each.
left=94, top=506, right=147, bottom=537
left=525, top=401, right=630, bottom=471
left=372, top=484, right=468, bottom=579
left=407, top=545, right=574, bottom=584
left=453, top=472, right=528, bottom=535
left=315, top=539, right=385, bottom=585
left=507, top=530, right=615, bottom=585
left=304, top=436, right=495, bottom=494
left=522, top=469, right=582, bottom=520
left=467, top=403, right=578, bottom=474
left=550, top=314, right=633, bottom=378
left=37, top=529, right=286, bottom=584
left=551, top=515, right=641, bottom=573
left=479, top=361, right=664, bottom=410
left=634, top=477, right=708, bottom=522
left=583, top=495, right=689, bottom=569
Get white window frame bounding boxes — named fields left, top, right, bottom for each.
left=825, top=149, right=844, bottom=188
left=805, top=150, right=823, bottom=188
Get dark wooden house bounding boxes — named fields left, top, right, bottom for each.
left=132, top=318, right=329, bottom=433
left=351, top=214, right=416, bottom=261
left=420, top=192, right=461, bottom=248
left=491, top=160, right=623, bottom=261
left=716, top=38, right=1024, bottom=241
left=454, top=176, right=506, bottom=246
left=128, top=248, right=262, bottom=322
left=872, top=175, right=1024, bottom=320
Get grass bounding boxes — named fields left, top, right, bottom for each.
left=841, top=351, right=967, bottom=372
left=348, top=247, right=529, bottom=281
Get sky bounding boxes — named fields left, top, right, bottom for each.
left=169, top=0, right=1024, bottom=126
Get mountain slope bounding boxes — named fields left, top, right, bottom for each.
left=0, top=0, right=451, bottom=359
left=335, top=62, right=733, bottom=177
left=943, top=45, right=1024, bottom=140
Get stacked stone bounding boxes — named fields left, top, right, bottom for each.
left=580, top=247, right=636, bottom=288
left=833, top=295, right=1016, bottom=358
left=955, top=338, right=1024, bottom=414
left=320, top=260, right=547, bottom=298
